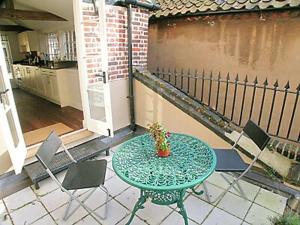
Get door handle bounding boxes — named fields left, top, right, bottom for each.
left=95, top=72, right=107, bottom=84
left=0, top=89, right=9, bottom=103
left=0, top=89, right=9, bottom=95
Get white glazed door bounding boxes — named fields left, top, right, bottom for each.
left=73, top=0, right=113, bottom=137
left=0, top=42, right=27, bottom=174
left=85, top=75, right=113, bottom=136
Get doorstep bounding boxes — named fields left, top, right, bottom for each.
left=26, top=129, right=96, bottom=160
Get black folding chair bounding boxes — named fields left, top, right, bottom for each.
left=200, top=120, right=270, bottom=203
left=36, top=131, right=109, bottom=222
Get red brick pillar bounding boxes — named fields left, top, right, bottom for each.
left=81, top=3, right=150, bottom=81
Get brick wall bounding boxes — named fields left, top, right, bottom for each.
left=82, top=4, right=102, bottom=83
left=131, top=8, right=149, bottom=71
left=81, top=3, right=149, bottom=82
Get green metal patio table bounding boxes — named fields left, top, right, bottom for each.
left=112, top=133, right=217, bottom=225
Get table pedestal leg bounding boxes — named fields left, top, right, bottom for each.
left=177, top=190, right=189, bottom=225
left=125, top=190, right=146, bottom=225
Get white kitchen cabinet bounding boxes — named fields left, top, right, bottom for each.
left=31, top=67, right=40, bottom=92
left=23, top=67, right=31, bottom=88
left=42, top=75, right=52, bottom=99
left=19, top=66, right=26, bottom=88
left=40, top=69, right=60, bottom=103
left=35, top=69, right=44, bottom=96
left=22, top=66, right=36, bottom=90
left=56, top=69, right=82, bottom=110
left=15, top=65, right=80, bottom=107
left=18, top=31, right=39, bottom=52
left=38, top=33, right=48, bottom=53
left=49, top=75, right=59, bottom=102
left=18, top=32, right=28, bottom=52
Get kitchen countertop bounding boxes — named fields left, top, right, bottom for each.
left=13, top=64, right=78, bottom=70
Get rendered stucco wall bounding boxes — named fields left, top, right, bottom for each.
left=148, top=12, right=300, bottom=89
left=134, top=79, right=230, bottom=148
left=110, top=78, right=130, bottom=131
left=148, top=12, right=300, bottom=142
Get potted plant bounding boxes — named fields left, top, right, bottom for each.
left=148, top=122, right=171, bottom=157
left=269, top=212, right=300, bottom=225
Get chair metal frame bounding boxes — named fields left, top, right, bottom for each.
left=36, top=132, right=109, bottom=223
left=201, top=120, right=270, bottom=203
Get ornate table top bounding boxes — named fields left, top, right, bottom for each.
left=112, top=133, right=216, bottom=191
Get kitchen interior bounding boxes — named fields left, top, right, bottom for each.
left=0, top=0, right=84, bottom=146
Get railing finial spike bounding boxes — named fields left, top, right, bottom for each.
left=235, top=74, right=239, bottom=81
left=210, top=71, right=213, bottom=78
left=297, top=83, right=300, bottom=92
left=254, top=76, right=258, bottom=84
left=226, top=72, right=230, bottom=80
left=274, top=79, right=279, bottom=88
left=284, top=81, right=290, bottom=89
left=218, top=71, right=221, bottom=79
left=244, top=75, right=248, bottom=83
left=263, top=78, right=268, bottom=86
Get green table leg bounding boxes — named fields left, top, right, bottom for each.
left=125, top=190, right=147, bottom=225
left=191, top=186, right=204, bottom=196
left=177, top=189, right=189, bottom=225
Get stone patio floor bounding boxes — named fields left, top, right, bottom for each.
left=0, top=145, right=288, bottom=225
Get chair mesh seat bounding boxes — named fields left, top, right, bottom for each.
left=214, top=149, right=248, bottom=172
left=62, top=160, right=107, bottom=190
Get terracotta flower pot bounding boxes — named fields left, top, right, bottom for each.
left=157, top=148, right=170, bottom=157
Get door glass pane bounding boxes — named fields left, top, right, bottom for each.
left=87, top=83, right=106, bottom=122
left=1, top=92, right=10, bottom=107
left=0, top=66, right=10, bottom=106
left=0, top=66, right=18, bottom=147
left=6, top=108, right=19, bottom=147
left=1, top=36, right=13, bottom=76
left=0, top=65, right=6, bottom=90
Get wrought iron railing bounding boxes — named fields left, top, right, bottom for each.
left=153, top=68, right=300, bottom=144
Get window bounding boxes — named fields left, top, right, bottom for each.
left=48, top=33, right=60, bottom=61
left=62, top=31, right=77, bottom=61
left=47, top=31, right=76, bottom=61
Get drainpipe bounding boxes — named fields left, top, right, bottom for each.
left=113, top=0, right=159, bottom=131
left=127, top=3, right=135, bottom=131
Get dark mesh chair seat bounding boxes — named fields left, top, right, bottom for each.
left=214, top=149, right=248, bottom=172
left=197, top=120, right=271, bottom=203
left=62, top=160, right=107, bottom=190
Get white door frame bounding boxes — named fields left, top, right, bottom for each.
left=73, top=0, right=114, bottom=137
left=0, top=42, right=27, bottom=174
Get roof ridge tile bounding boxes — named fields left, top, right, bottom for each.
left=153, top=0, right=300, bottom=18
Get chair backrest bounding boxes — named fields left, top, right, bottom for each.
left=242, top=120, right=270, bottom=151
left=36, top=131, right=62, bottom=169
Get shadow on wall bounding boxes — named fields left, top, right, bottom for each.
left=134, top=79, right=230, bottom=148
left=148, top=14, right=300, bottom=89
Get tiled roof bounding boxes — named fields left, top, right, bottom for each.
left=153, top=0, right=300, bottom=18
